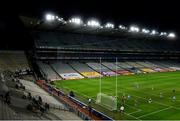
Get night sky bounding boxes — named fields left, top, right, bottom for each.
left=0, top=0, right=179, bottom=49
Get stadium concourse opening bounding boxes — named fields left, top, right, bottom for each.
left=1, top=0, right=180, bottom=119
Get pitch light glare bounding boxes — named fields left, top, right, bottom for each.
left=142, top=29, right=150, bottom=34
left=69, top=17, right=82, bottom=25
left=160, top=32, right=167, bottom=36
left=119, top=25, right=126, bottom=30
left=105, top=23, right=114, bottom=28
left=130, top=26, right=140, bottom=32
left=87, top=20, right=100, bottom=27
left=168, top=33, right=176, bottom=38
left=58, top=18, right=63, bottom=21
left=151, top=30, right=158, bottom=35
left=44, top=13, right=177, bottom=39
left=45, top=14, right=55, bottom=21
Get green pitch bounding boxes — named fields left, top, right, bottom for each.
left=52, top=71, right=180, bottom=120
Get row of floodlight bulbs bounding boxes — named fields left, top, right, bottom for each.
left=45, top=13, right=176, bottom=38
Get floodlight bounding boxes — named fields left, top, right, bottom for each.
left=151, top=30, right=156, bottom=35
left=168, top=33, right=176, bottom=38
left=87, top=19, right=100, bottom=27
left=100, top=26, right=104, bottom=29
left=56, top=17, right=64, bottom=23
left=129, top=26, right=140, bottom=32
left=105, top=23, right=114, bottom=28
left=119, top=25, right=126, bottom=30
left=151, top=30, right=158, bottom=35
left=160, top=32, right=167, bottom=36
left=69, top=17, right=83, bottom=25
left=45, top=13, right=55, bottom=21
left=142, top=29, right=150, bottom=34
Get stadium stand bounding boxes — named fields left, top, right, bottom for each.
left=140, top=68, right=156, bottom=73
left=19, top=79, right=66, bottom=108
left=0, top=70, right=83, bottom=120
left=86, top=62, right=109, bottom=72
left=86, top=62, right=116, bottom=76
left=135, top=61, right=151, bottom=68
left=121, top=61, right=142, bottom=73
left=150, top=61, right=176, bottom=72
left=151, top=61, right=169, bottom=68
left=0, top=100, right=16, bottom=120
left=70, top=62, right=95, bottom=73
left=102, top=62, right=133, bottom=75
left=164, top=61, right=180, bottom=70
left=2, top=70, right=85, bottom=120
left=67, top=62, right=101, bottom=78
left=102, top=62, right=122, bottom=71
left=18, top=15, right=180, bottom=120
left=80, top=71, right=101, bottom=78
left=0, top=51, right=29, bottom=71
left=116, top=62, right=133, bottom=69
left=125, top=61, right=144, bottom=68
left=37, top=61, right=61, bottom=81
left=34, top=31, right=179, bottom=52
left=144, top=61, right=158, bottom=67
left=51, top=61, right=84, bottom=80
left=69, top=62, right=101, bottom=78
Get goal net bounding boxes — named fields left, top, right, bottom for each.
left=96, top=93, right=117, bottom=111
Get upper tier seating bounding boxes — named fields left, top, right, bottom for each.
left=34, top=31, right=179, bottom=52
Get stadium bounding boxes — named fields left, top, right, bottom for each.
left=0, top=0, right=180, bottom=120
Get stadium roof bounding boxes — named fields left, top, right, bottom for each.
left=20, top=15, right=177, bottom=40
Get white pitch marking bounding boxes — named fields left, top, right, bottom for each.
left=118, top=87, right=180, bottom=110
left=128, top=109, right=142, bottom=115
left=124, top=112, right=142, bottom=121
left=137, top=107, right=172, bottom=118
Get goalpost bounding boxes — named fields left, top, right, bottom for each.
left=96, top=93, right=118, bottom=111
left=96, top=57, right=118, bottom=111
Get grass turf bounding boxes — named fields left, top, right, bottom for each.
left=52, top=71, right=180, bottom=120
